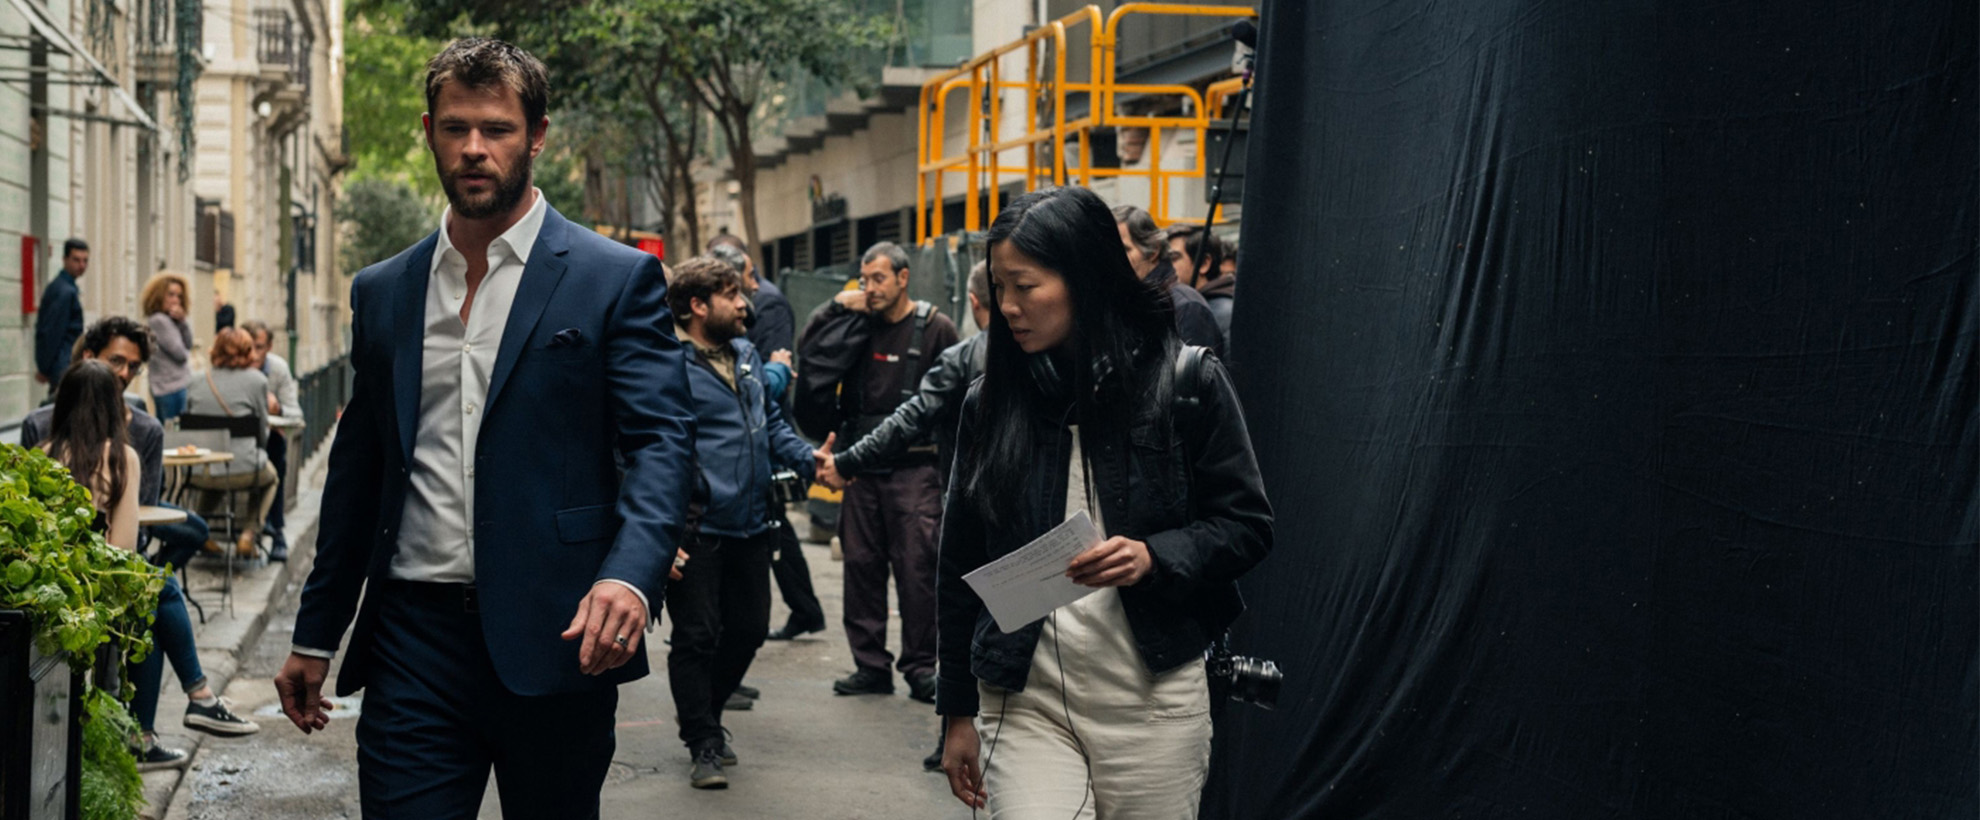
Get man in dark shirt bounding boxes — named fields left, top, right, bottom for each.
left=34, top=239, right=89, bottom=392
left=794, top=242, right=959, bottom=702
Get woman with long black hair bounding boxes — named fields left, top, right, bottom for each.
left=936, top=186, right=1274, bottom=818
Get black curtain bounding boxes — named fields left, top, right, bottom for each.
left=1209, top=1, right=1977, bottom=817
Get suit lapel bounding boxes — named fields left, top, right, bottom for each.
left=483, top=207, right=572, bottom=417
left=393, top=234, right=439, bottom=464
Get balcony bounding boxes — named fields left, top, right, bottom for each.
left=254, top=7, right=310, bottom=126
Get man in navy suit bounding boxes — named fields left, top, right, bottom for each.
left=272, top=39, right=695, bottom=819
left=34, top=238, right=89, bottom=392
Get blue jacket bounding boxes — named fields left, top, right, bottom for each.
left=684, top=337, right=814, bottom=540
left=293, top=206, right=698, bottom=698
left=35, top=272, right=82, bottom=382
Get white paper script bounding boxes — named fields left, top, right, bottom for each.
left=963, top=510, right=1103, bottom=633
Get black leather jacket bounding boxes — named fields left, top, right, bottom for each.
left=934, top=351, right=1274, bottom=716
left=834, top=332, right=988, bottom=478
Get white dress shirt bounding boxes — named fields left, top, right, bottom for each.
left=390, top=191, right=546, bottom=583
left=293, top=190, right=645, bottom=660
left=263, top=352, right=303, bottom=424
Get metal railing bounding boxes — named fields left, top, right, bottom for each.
left=254, top=7, right=310, bottom=89
left=915, top=3, right=1258, bottom=240
left=295, top=356, right=350, bottom=462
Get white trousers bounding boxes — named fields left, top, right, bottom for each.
left=976, top=588, right=1212, bottom=820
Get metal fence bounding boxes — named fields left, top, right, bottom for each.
left=295, top=356, right=350, bottom=463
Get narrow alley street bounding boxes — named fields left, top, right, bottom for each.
left=166, top=517, right=968, bottom=819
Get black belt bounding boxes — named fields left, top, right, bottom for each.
left=384, top=579, right=479, bottom=614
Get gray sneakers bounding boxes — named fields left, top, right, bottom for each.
left=690, top=746, right=728, bottom=789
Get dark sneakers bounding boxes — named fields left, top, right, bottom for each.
left=833, top=667, right=895, bottom=696
left=723, top=691, right=753, bottom=711
left=733, top=684, right=760, bottom=700
left=184, top=697, right=261, bottom=736
left=135, top=742, right=189, bottom=772
left=690, top=746, right=729, bottom=789
left=907, top=671, right=937, bottom=704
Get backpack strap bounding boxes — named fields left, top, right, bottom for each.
left=901, top=300, right=935, bottom=403
left=1173, top=344, right=1209, bottom=413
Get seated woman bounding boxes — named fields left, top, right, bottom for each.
left=40, top=361, right=257, bottom=773
left=185, top=328, right=280, bottom=558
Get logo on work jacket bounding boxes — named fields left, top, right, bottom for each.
left=872, top=353, right=902, bottom=362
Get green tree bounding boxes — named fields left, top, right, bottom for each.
left=340, top=179, right=437, bottom=274
left=343, top=3, right=443, bottom=199
left=392, top=0, right=892, bottom=263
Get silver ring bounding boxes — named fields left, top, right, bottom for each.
left=614, top=634, right=629, bottom=647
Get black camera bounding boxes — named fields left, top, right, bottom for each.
left=769, top=469, right=809, bottom=506
left=1207, top=637, right=1282, bottom=710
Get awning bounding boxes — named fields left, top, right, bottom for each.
left=5, top=0, right=161, bottom=133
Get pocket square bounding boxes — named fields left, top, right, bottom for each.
left=548, top=328, right=585, bottom=348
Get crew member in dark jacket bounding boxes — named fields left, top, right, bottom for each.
left=822, top=261, right=991, bottom=482
left=794, top=242, right=960, bottom=701
left=709, top=236, right=823, bottom=643
left=938, top=187, right=1272, bottom=816
left=34, top=239, right=90, bottom=390
left=665, top=257, right=816, bottom=789
left=815, top=261, right=990, bottom=771
left=1114, top=205, right=1225, bottom=357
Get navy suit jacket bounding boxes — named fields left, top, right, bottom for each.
left=35, top=272, right=82, bottom=382
left=293, top=206, right=696, bottom=697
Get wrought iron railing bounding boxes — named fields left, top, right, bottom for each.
left=295, top=356, right=350, bottom=462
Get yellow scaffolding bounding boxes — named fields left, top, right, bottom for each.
left=915, top=3, right=1257, bottom=244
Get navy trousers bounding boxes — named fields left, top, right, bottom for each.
left=356, top=581, right=618, bottom=820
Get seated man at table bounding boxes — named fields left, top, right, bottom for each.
left=19, top=317, right=254, bottom=769
left=241, top=321, right=303, bottom=561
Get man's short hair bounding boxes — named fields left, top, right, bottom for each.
left=425, top=38, right=550, bottom=128
left=860, top=242, right=910, bottom=274
left=240, top=319, right=273, bottom=346
left=62, top=238, right=88, bottom=258
left=73, top=316, right=151, bottom=364
left=967, top=261, right=990, bottom=303
left=708, top=243, right=750, bottom=277
left=666, top=256, right=743, bottom=321
left=708, top=233, right=746, bottom=252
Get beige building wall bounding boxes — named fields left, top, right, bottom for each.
left=0, top=0, right=200, bottom=421
left=194, top=0, right=346, bottom=375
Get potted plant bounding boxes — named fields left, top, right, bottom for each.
left=0, top=444, right=164, bottom=820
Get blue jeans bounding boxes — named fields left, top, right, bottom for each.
left=130, top=576, right=205, bottom=732
left=153, top=388, right=187, bottom=423
left=147, top=502, right=209, bottom=571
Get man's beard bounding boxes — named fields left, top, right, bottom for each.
left=440, top=153, right=532, bottom=220
left=705, top=313, right=747, bottom=344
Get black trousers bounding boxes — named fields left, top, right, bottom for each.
left=356, top=581, right=618, bottom=820
left=768, top=507, right=824, bottom=628
left=265, top=429, right=287, bottom=531
left=840, top=464, right=943, bottom=677
left=666, top=529, right=774, bottom=751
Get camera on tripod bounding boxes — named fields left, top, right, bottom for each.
left=769, top=469, right=809, bottom=506
left=1207, top=635, right=1282, bottom=710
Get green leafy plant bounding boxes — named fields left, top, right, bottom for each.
left=0, top=444, right=165, bottom=820
left=78, top=687, right=146, bottom=820
left=0, top=444, right=163, bottom=690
